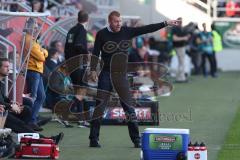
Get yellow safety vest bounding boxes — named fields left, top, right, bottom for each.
left=212, top=30, right=223, bottom=52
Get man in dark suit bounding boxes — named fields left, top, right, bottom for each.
left=44, top=48, right=60, bottom=109
left=45, top=48, right=60, bottom=72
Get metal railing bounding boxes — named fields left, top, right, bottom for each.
left=212, top=0, right=240, bottom=21
left=17, top=2, right=68, bottom=35
left=0, top=1, right=68, bottom=36
left=183, top=0, right=240, bottom=21
left=0, top=10, right=50, bottom=104
left=184, top=0, right=211, bottom=16
left=48, top=0, right=76, bottom=17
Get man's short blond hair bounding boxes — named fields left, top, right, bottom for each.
left=108, top=11, right=121, bottom=21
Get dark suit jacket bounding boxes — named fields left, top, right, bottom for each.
left=45, top=59, right=59, bottom=72
left=0, top=81, right=11, bottom=110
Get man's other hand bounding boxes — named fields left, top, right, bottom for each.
left=11, top=103, right=21, bottom=114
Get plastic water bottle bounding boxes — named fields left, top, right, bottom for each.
left=200, top=142, right=207, bottom=151
left=188, top=141, right=194, bottom=151
left=194, top=142, right=200, bottom=151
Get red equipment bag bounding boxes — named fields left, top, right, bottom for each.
left=15, top=137, right=59, bottom=159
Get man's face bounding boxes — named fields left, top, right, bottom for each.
left=56, top=42, right=64, bottom=53
left=32, top=2, right=41, bottom=12
left=26, top=21, right=39, bottom=39
left=109, top=15, right=122, bottom=32
left=0, top=61, right=10, bottom=77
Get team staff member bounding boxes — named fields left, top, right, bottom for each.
left=64, top=10, right=90, bottom=126
left=89, top=11, right=180, bottom=148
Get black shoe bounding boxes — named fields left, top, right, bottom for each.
left=89, top=140, right=101, bottom=148
left=29, top=123, right=43, bottom=132
left=52, top=132, right=64, bottom=145
left=134, top=141, right=141, bottom=148
left=37, top=116, right=52, bottom=126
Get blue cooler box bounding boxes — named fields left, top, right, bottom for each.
left=141, top=128, right=189, bottom=160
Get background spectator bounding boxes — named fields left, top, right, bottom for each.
left=24, top=18, right=48, bottom=131
left=198, top=23, right=216, bottom=78
left=187, top=23, right=202, bottom=75
left=226, top=0, right=237, bottom=17
left=31, top=0, right=44, bottom=12
left=172, top=17, right=190, bottom=82
left=50, top=40, right=65, bottom=62
left=45, top=48, right=60, bottom=72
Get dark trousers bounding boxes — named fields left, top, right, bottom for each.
left=212, top=52, right=218, bottom=73
left=70, top=67, right=90, bottom=120
left=5, top=113, right=45, bottom=138
left=89, top=71, right=140, bottom=143
left=11, top=105, right=32, bottom=124
left=201, top=52, right=216, bottom=76
left=26, top=70, right=46, bottom=124
left=70, top=98, right=90, bottom=121
left=187, top=49, right=201, bottom=74
left=5, top=106, right=35, bottom=133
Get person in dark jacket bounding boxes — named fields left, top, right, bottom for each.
left=0, top=57, right=64, bottom=144
left=0, top=58, right=31, bottom=125
left=89, top=10, right=180, bottom=148
left=45, top=48, right=60, bottom=72
left=64, top=10, right=90, bottom=127
left=44, top=48, right=60, bottom=109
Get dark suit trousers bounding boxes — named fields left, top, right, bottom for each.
left=89, top=71, right=140, bottom=143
